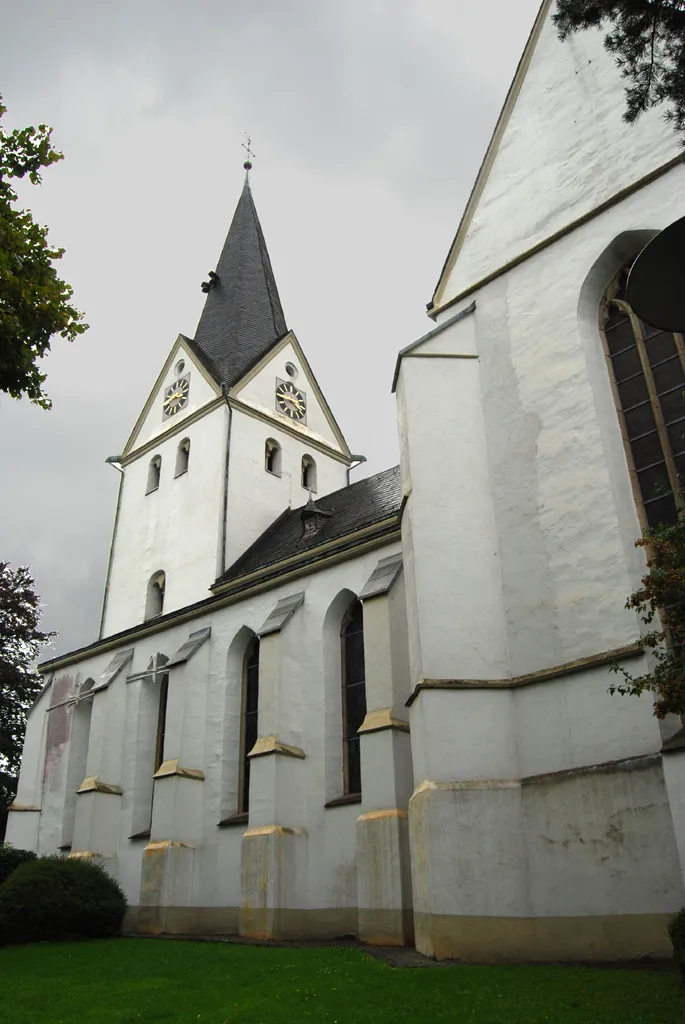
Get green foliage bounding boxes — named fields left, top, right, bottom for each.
left=0, top=842, right=35, bottom=886
left=0, top=856, right=127, bottom=945
left=668, top=906, right=685, bottom=979
left=609, top=513, right=685, bottom=716
left=0, top=95, right=87, bottom=408
left=554, top=1, right=685, bottom=139
left=0, top=562, right=54, bottom=823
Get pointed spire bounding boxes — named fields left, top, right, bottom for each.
left=192, top=176, right=287, bottom=389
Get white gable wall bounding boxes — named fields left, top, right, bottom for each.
left=234, top=336, right=346, bottom=454
left=129, top=341, right=220, bottom=452
left=437, top=3, right=681, bottom=308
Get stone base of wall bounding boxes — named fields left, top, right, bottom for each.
left=357, top=908, right=414, bottom=947
left=125, top=905, right=240, bottom=936
left=414, top=912, right=674, bottom=961
left=123, top=906, right=671, bottom=961
left=124, top=905, right=358, bottom=941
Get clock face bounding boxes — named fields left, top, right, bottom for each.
left=163, top=376, right=190, bottom=418
left=275, top=380, right=306, bottom=421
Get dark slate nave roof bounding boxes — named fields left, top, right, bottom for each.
left=217, top=465, right=402, bottom=586
left=192, top=176, right=288, bottom=389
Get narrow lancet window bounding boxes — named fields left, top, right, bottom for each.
left=265, top=439, right=281, bottom=476
left=175, top=438, right=190, bottom=477
left=301, top=454, right=317, bottom=492
left=146, top=455, right=162, bottom=494
left=600, top=266, right=685, bottom=528
left=154, top=671, right=169, bottom=773
left=145, top=570, right=166, bottom=620
left=341, top=600, right=366, bottom=795
left=240, top=637, right=260, bottom=814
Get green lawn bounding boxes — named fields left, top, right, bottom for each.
left=0, top=938, right=681, bottom=1024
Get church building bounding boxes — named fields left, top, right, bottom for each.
left=7, top=0, right=685, bottom=960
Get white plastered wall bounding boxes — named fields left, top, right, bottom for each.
left=103, top=403, right=229, bottom=636
left=397, top=309, right=509, bottom=684
left=13, top=541, right=403, bottom=920
left=462, top=166, right=685, bottom=675
left=223, top=411, right=348, bottom=573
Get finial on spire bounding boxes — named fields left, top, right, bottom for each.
left=242, top=133, right=255, bottom=172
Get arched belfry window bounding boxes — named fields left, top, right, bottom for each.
left=265, top=438, right=281, bottom=476
left=301, top=454, right=317, bottom=492
left=175, top=438, right=190, bottom=477
left=600, top=266, right=685, bottom=528
left=145, top=570, right=166, bottom=620
left=341, top=600, right=366, bottom=795
left=239, top=636, right=260, bottom=814
left=146, top=455, right=162, bottom=494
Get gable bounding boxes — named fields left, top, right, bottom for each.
left=432, top=0, right=682, bottom=315
left=123, top=335, right=222, bottom=456
left=230, top=331, right=351, bottom=457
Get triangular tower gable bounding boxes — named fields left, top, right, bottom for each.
left=231, top=330, right=351, bottom=457
left=431, top=0, right=682, bottom=316
left=122, top=335, right=222, bottom=457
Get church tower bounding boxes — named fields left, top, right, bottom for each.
left=100, top=173, right=352, bottom=638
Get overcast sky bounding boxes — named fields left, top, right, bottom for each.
left=0, top=0, right=542, bottom=656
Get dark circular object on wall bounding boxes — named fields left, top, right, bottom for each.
left=627, top=216, right=685, bottom=332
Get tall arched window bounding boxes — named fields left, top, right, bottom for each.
left=175, top=438, right=190, bottom=477
left=601, top=266, right=685, bottom=529
left=239, top=636, right=260, bottom=814
left=301, top=454, right=317, bottom=492
left=146, top=455, right=162, bottom=494
left=341, top=600, right=366, bottom=795
left=60, top=677, right=95, bottom=850
left=265, top=439, right=281, bottom=476
left=145, top=570, right=166, bottom=620
left=154, top=670, right=169, bottom=774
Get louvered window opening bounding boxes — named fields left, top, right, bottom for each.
left=341, top=601, right=366, bottom=795
left=240, top=638, right=260, bottom=814
left=601, top=270, right=685, bottom=529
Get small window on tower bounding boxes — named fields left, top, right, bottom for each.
left=265, top=439, right=281, bottom=476
left=175, top=438, right=190, bottom=477
left=146, top=455, right=162, bottom=494
left=145, top=571, right=166, bottom=620
left=301, top=454, right=317, bottom=492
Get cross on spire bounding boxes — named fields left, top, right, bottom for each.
left=242, top=134, right=255, bottom=171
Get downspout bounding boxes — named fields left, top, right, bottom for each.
left=220, top=385, right=233, bottom=576
left=99, top=456, right=125, bottom=639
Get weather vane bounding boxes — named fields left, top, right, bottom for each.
left=242, top=134, right=255, bottom=171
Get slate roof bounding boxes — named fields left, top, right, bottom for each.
left=192, top=176, right=288, bottom=390
left=216, top=465, right=402, bottom=587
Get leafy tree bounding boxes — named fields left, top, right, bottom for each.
left=554, top=1, right=685, bottom=138
left=610, top=514, right=685, bottom=717
left=0, top=564, right=54, bottom=830
left=0, top=96, right=87, bottom=409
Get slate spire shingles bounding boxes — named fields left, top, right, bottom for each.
left=192, top=175, right=288, bottom=389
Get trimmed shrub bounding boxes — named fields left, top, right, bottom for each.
left=669, top=907, right=685, bottom=981
left=0, top=855, right=127, bottom=945
left=0, top=843, right=36, bottom=887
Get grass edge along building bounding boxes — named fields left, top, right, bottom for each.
left=8, top=0, right=685, bottom=961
